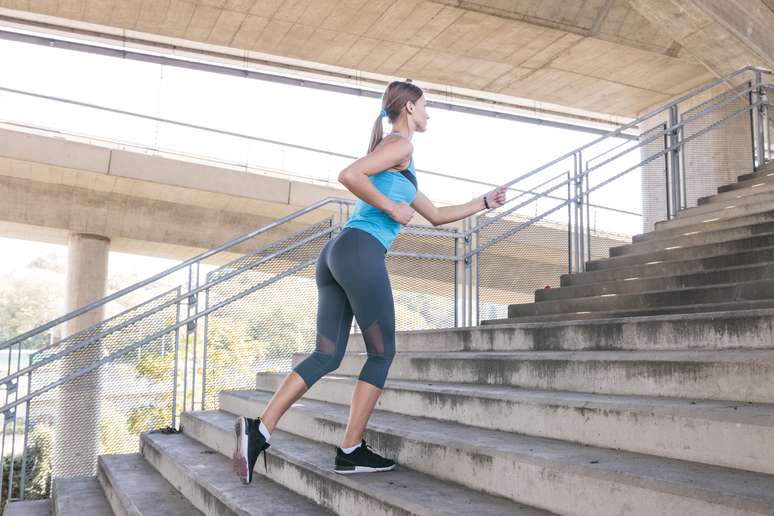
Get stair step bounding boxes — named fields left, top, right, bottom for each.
left=299, top=349, right=774, bottom=402
left=716, top=173, right=774, bottom=194
left=219, top=390, right=774, bottom=516
left=178, top=411, right=542, bottom=515
left=140, top=430, right=336, bottom=516
left=633, top=209, right=774, bottom=245
left=2, top=500, right=49, bottom=516
left=609, top=220, right=774, bottom=257
left=254, top=372, right=774, bottom=475
left=684, top=184, right=774, bottom=216
left=587, top=233, right=774, bottom=272
left=513, top=278, right=774, bottom=318
left=544, top=262, right=774, bottom=301
left=97, top=454, right=201, bottom=516
left=488, top=299, right=774, bottom=323
left=51, top=477, right=111, bottom=516
left=562, top=245, right=774, bottom=287
left=737, top=161, right=774, bottom=182
left=370, top=309, right=774, bottom=352
left=654, top=202, right=774, bottom=231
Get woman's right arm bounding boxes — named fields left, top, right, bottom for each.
left=338, top=138, right=414, bottom=223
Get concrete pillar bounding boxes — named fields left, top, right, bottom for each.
left=639, top=83, right=755, bottom=232
left=53, top=233, right=110, bottom=477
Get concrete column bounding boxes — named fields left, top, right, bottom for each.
left=639, top=83, right=755, bottom=232
left=53, top=233, right=110, bottom=477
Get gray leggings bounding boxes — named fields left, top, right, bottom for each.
left=292, top=227, right=395, bottom=389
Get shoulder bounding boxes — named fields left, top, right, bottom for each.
left=377, top=134, right=413, bottom=157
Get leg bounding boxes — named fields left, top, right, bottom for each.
left=328, top=230, right=396, bottom=448
left=261, top=236, right=354, bottom=431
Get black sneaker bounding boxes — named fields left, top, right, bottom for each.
left=233, top=415, right=270, bottom=484
left=333, top=439, right=396, bottom=474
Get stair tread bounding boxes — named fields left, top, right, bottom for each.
left=255, top=372, right=774, bottom=426
left=490, top=298, right=774, bottom=323
left=523, top=276, right=774, bottom=308
left=99, top=453, right=201, bottom=515
left=179, top=410, right=546, bottom=515
left=635, top=209, right=774, bottom=244
left=300, top=348, right=774, bottom=362
left=52, top=477, right=112, bottom=516
left=548, top=261, right=774, bottom=299
left=219, top=391, right=774, bottom=511
left=2, top=500, right=50, bottom=516
left=589, top=232, right=774, bottom=268
left=141, top=430, right=337, bottom=515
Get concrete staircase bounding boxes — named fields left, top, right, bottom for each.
left=499, top=160, right=774, bottom=323
left=6, top=163, right=774, bottom=515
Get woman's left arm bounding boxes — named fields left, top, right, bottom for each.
left=411, top=185, right=507, bottom=227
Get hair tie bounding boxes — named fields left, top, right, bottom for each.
left=379, top=108, right=387, bottom=118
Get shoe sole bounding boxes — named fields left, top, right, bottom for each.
left=333, top=464, right=397, bottom=474
left=232, top=417, right=250, bottom=484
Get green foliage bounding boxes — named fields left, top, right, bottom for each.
left=0, top=424, right=53, bottom=508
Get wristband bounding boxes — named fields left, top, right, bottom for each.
left=483, top=195, right=490, bottom=209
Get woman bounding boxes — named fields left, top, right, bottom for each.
left=234, top=79, right=507, bottom=483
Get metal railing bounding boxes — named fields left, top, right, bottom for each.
left=0, top=65, right=771, bottom=503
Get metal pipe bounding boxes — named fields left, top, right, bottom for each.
left=191, top=262, right=200, bottom=411
left=201, top=288, right=209, bottom=411
left=756, top=71, right=767, bottom=167
left=171, top=287, right=181, bottom=428
left=1, top=197, right=353, bottom=350
left=454, top=234, right=458, bottom=328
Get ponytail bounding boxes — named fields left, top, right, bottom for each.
left=368, top=114, right=384, bottom=154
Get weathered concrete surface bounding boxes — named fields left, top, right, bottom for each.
left=97, top=454, right=201, bottom=516
left=348, top=309, right=774, bottom=352
left=147, top=419, right=534, bottom=516
left=52, top=233, right=109, bottom=478
left=254, top=372, right=774, bottom=476
left=2, top=500, right=50, bottom=516
left=214, top=393, right=774, bottom=516
left=51, top=476, right=111, bottom=516
left=314, top=349, right=774, bottom=403
left=0, top=1, right=719, bottom=118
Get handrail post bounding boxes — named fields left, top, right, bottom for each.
left=572, top=152, right=586, bottom=273
left=453, top=232, right=458, bottom=328
left=668, top=104, right=682, bottom=218
left=754, top=70, right=767, bottom=167
left=474, top=214, right=480, bottom=326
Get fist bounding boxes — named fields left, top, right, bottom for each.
left=485, top=185, right=507, bottom=209
left=389, top=201, right=415, bottom=225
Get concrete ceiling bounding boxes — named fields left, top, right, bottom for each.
left=0, top=1, right=771, bottom=118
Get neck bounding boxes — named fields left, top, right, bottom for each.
left=389, top=121, right=413, bottom=140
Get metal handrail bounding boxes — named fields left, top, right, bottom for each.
left=466, top=68, right=773, bottom=236
left=0, top=196, right=346, bottom=350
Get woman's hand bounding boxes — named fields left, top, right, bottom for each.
left=484, top=185, right=508, bottom=209
left=388, top=201, right=416, bottom=225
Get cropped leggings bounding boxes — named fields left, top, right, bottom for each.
left=292, top=226, right=395, bottom=390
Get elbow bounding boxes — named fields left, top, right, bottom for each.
left=338, top=171, right=351, bottom=187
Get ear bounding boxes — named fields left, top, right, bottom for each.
left=406, top=100, right=415, bottom=114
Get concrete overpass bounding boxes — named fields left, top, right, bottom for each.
left=0, top=122, right=628, bottom=304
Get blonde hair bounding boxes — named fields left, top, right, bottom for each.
left=368, top=79, right=424, bottom=153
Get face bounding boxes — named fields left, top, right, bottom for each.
left=407, top=95, right=429, bottom=132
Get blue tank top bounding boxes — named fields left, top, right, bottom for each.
left=342, top=147, right=418, bottom=252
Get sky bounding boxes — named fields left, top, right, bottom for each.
left=0, top=27, right=643, bottom=281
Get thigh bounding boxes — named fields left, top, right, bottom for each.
left=315, top=236, right=354, bottom=355
left=329, top=229, right=395, bottom=354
